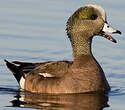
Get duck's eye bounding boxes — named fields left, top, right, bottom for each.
left=90, top=14, right=97, bottom=20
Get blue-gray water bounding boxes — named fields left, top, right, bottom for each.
left=0, top=0, right=125, bottom=110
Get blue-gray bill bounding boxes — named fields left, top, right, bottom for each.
left=100, top=22, right=121, bottom=43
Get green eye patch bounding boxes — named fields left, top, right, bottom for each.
left=78, top=7, right=97, bottom=20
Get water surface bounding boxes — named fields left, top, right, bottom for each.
left=0, top=0, right=125, bottom=110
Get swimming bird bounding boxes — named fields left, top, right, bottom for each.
left=4, top=4, right=121, bottom=94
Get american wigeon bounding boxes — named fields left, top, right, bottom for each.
left=5, top=4, right=121, bottom=94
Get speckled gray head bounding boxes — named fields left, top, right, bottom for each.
left=66, top=4, right=121, bottom=43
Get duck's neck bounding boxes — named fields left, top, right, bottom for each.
left=69, top=32, right=94, bottom=65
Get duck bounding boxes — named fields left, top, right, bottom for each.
left=4, top=4, right=121, bottom=94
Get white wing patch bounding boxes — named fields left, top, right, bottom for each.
left=38, top=73, right=54, bottom=78
left=19, top=76, right=25, bottom=89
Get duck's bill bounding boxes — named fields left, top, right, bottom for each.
left=99, top=22, right=121, bottom=43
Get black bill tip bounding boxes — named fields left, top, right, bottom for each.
left=113, top=30, right=121, bottom=34
left=112, top=39, right=117, bottom=43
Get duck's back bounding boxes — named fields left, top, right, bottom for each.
left=24, top=61, right=73, bottom=93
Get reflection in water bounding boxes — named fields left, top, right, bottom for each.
left=11, top=91, right=109, bottom=110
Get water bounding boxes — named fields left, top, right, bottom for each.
left=0, top=0, right=125, bottom=110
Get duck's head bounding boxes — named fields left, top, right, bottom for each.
left=66, top=4, right=121, bottom=43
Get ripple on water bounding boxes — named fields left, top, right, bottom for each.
left=109, top=86, right=125, bottom=96
left=0, top=0, right=125, bottom=110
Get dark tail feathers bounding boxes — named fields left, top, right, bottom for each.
left=4, top=59, right=25, bottom=83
